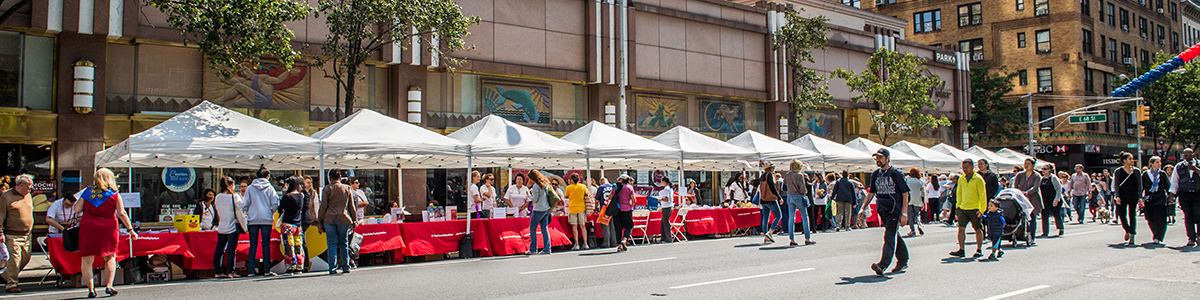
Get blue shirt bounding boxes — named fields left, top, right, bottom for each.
left=870, top=166, right=910, bottom=215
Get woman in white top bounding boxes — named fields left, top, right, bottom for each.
left=505, top=174, right=532, bottom=217
left=923, top=176, right=941, bottom=224
left=194, top=189, right=217, bottom=231
left=476, top=174, right=497, bottom=218
left=725, top=172, right=749, bottom=203
left=657, top=177, right=676, bottom=243
left=213, top=176, right=246, bottom=278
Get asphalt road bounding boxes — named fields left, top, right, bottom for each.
left=4, top=219, right=1197, bottom=300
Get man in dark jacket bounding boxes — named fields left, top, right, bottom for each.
left=831, top=171, right=857, bottom=231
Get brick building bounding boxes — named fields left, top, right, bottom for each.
left=858, top=0, right=1184, bottom=170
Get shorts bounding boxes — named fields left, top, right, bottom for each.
left=568, top=212, right=588, bottom=225
left=956, top=209, right=984, bottom=230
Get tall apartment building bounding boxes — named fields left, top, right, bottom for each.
left=859, top=0, right=1183, bottom=170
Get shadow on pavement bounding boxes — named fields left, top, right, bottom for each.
left=1166, top=246, right=1197, bottom=253
left=758, top=246, right=793, bottom=251
left=577, top=252, right=620, bottom=256
left=835, top=275, right=890, bottom=285
left=939, top=257, right=977, bottom=264
left=733, top=243, right=764, bottom=248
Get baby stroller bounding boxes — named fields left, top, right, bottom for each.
left=994, top=193, right=1032, bottom=247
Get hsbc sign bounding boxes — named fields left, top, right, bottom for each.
left=1023, top=145, right=1070, bottom=154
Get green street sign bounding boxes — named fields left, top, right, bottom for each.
left=1127, top=143, right=1137, bottom=148
left=1068, top=114, right=1107, bottom=124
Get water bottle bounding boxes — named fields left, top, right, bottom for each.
left=134, top=221, right=140, bottom=232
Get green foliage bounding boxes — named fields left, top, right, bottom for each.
left=318, top=0, right=478, bottom=118
left=1141, top=51, right=1200, bottom=149
left=773, top=10, right=833, bottom=118
left=968, top=66, right=1021, bottom=138
left=146, top=0, right=312, bottom=78
left=832, top=48, right=951, bottom=145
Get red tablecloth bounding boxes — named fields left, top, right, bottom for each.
left=683, top=209, right=732, bottom=235
left=729, top=208, right=762, bottom=229
left=481, top=217, right=571, bottom=256
left=47, top=232, right=193, bottom=275
left=183, top=231, right=282, bottom=270
left=397, top=220, right=490, bottom=257
left=355, top=223, right=406, bottom=254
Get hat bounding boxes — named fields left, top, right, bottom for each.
left=617, top=174, right=632, bottom=181
left=759, top=160, right=776, bottom=169
left=873, top=148, right=890, bottom=158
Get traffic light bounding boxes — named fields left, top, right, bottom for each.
left=1137, top=104, right=1150, bottom=122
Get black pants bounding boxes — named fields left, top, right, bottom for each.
left=214, top=233, right=239, bottom=274
left=1041, top=204, right=1064, bottom=235
left=1143, top=204, right=1169, bottom=242
left=1117, top=202, right=1138, bottom=235
left=926, top=198, right=940, bottom=223
left=877, top=212, right=908, bottom=269
left=809, top=205, right=826, bottom=231
left=660, top=207, right=674, bottom=243
left=614, top=210, right=634, bottom=242
left=1179, top=195, right=1200, bottom=241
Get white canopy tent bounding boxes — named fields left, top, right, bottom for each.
left=844, top=138, right=925, bottom=170
left=650, top=126, right=759, bottom=172
left=560, top=121, right=681, bottom=173
left=790, top=134, right=877, bottom=172
left=726, top=130, right=822, bottom=166
left=965, top=146, right=1025, bottom=173
left=995, top=148, right=1053, bottom=169
left=930, top=143, right=985, bottom=165
left=889, top=140, right=964, bottom=173
left=94, top=101, right=321, bottom=170
left=310, top=109, right=471, bottom=169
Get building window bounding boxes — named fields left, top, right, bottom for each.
left=1035, top=0, right=1050, bottom=15
left=1039, top=106, right=1055, bottom=130
left=913, top=10, right=941, bottom=33
left=1107, top=3, right=1116, bottom=26
left=0, top=31, right=53, bottom=110
left=1085, top=69, right=1094, bottom=92
left=1017, top=0, right=1025, bottom=10
left=1141, top=49, right=1150, bottom=64
left=1101, top=34, right=1108, bottom=58
left=1173, top=31, right=1180, bottom=51
left=1120, top=8, right=1129, bottom=32
left=1127, top=111, right=1136, bottom=135
left=960, top=38, right=985, bottom=61
left=1110, top=110, right=1119, bottom=133
left=1121, top=42, right=1131, bottom=63
left=1036, top=30, right=1051, bottom=53
left=875, top=0, right=896, bottom=5
left=1083, top=0, right=1091, bottom=15
left=1158, top=25, right=1165, bottom=44
left=1018, top=70, right=1028, bottom=86
left=1018, top=32, right=1027, bottom=48
left=958, top=3, right=982, bottom=27
left=1102, top=73, right=1112, bottom=95
left=1108, top=38, right=1118, bottom=62
left=1083, top=29, right=1093, bottom=54
left=1171, top=2, right=1178, bottom=21
left=1037, top=68, right=1053, bottom=93
left=1157, top=0, right=1163, bottom=12
left=843, top=0, right=861, bottom=8
left=1140, top=17, right=1148, bottom=38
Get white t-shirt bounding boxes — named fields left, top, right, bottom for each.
left=199, top=202, right=215, bottom=230
left=477, top=185, right=496, bottom=212
left=353, top=189, right=368, bottom=220
left=214, top=193, right=243, bottom=235
left=658, top=186, right=674, bottom=208
left=46, top=199, right=76, bottom=234
left=506, top=185, right=530, bottom=217
left=468, top=184, right=481, bottom=211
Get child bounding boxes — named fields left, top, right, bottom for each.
left=982, top=200, right=1007, bottom=260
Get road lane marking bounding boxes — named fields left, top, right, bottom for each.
left=1060, top=230, right=1103, bottom=237
left=519, top=257, right=677, bottom=275
left=979, top=285, right=1051, bottom=300
left=669, top=268, right=815, bottom=289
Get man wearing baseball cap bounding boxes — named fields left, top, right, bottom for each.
left=867, top=148, right=911, bottom=276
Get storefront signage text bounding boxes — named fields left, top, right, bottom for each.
left=162, top=167, right=196, bottom=192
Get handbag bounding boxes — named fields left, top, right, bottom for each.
left=232, top=194, right=249, bottom=234
left=62, top=226, right=81, bottom=252
left=596, top=204, right=613, bottom=225
left=546, top=186, right=563, bottom=207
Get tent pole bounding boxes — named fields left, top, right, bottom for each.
left=466, top=149, right=473, bottom=235
left=127, top=146, right=134, bottom=277
left=319, top=143, right=325, bottom=194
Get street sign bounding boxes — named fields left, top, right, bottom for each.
left=1068, top=114, right=1107, bottom=124
left=1127, top=143, right=1137, bottom=148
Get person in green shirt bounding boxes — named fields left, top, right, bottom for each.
left=951, top=159, right=988, bottom=258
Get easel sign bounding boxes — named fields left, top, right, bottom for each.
left=120, top=193, right=141, bottom=208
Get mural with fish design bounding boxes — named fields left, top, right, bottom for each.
left=481, top=80, right=552, bottom=125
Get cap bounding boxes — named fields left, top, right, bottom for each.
left=617, top=174, right=632, bottom=180
left=873, top=148, right=890, bottom=158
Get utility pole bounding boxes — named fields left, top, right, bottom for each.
left=1024, top=93, right=1035, bottom=160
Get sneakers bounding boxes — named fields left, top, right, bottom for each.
left=998, top=250, right=1005, bottom=258
left=805, top=240, right=817, bottom=245
left=583, top=244, right=590, bottom=250
left=1187, top=239, right=1197, bottom=247
left=763, top=233, right=776, bottom=244
left=918, top=228, right=924, bottom=235
left=571, top=245, right=580, bottom=251
left=987, top=253, right=996, bottom=260
left=789, top=241, right=800, bottom=247
left=1152, top=239, right=1163, bottom=245
left=949, top=249, right=965, bottom=257
left=870, top=263, right=884, bottom=276
left=973, top=251, right=983, bottom=258
left=890, top=265, right=908, bottom=273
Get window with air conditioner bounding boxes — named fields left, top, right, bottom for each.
left=1037, top=68, right=1054, bottom=94
left=1036, top=30, right=1052, bottom=53
left=958, top=3, right=982, bottom=27
left=875, top=0, right=895, bottom=6
left=1121, top=43, right=1130, bottom=63
left=1018, top=70, right=1028, bottom=86
left=959, top=38, right=985, bottom=61
left=1120, top=8, right=1129, bottom=31
left=1035, top=0, right=1050, bottom=15
left=914, top=10, right=941, bottom=33
left=1140, top=17, right=1148, bottom=38
left=1158, top=25, right=1165, bottom=44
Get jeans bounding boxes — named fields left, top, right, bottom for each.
left=1144, top=204, right=1169, bottom=242
left=907, top=205, right=923, bottom=233
left=213, top=233, right=239, bottom=274
left=1117, top=202, right=1138, bottom=235
left=1181, top=195, right=1200, bottom=241
left=600, top=223, right=615, bottom=247
left=785, top=195, right=811, bottom=241
left=761, top=201, right=782, bottom=234
left=1072, top=196, right=1088, bottom=222
left=247, top=225, right=272, bottom=275
left=323, top=222, right=352, bottom=272
left=529, top=210, right=551, bottom=253
left=877, top=211, right=908, bottom=269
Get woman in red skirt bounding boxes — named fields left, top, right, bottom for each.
left=72, top=168, right=137, bottom=298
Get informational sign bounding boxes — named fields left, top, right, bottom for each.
left=1068, top=114, right=1107, bottom=124
left=120, top=192, right=141, bottom=208
left=31, top=179, right=57, bottom=212
left=161, top=168, right=195, bottom=192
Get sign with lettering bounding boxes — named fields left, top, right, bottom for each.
left=935, top=52, right=958, bottom=65
left=161, top=168, right=195, bottom=192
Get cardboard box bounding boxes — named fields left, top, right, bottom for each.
left=173, top=215, right=201, bottom=232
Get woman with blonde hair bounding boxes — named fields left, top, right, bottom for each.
left=74, top=168, right=137, bottom=298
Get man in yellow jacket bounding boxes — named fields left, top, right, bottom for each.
left=951, top=159, right=988, bottom=258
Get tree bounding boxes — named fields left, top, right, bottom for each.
left=0, top=0, right=31, bottom=25
left=146, top=0, right=312, bottom=77
left=773, top=10, right=832, bottom=134
left=1141, top=51, right=1200, bottom=152
left=968, top=65, right=1021, bottom=138
left=319, top=0, right=478, bottom=119
left=832, top=48, right=950, bottom=145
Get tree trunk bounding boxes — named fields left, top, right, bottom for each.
left=345, top=64, right=358, bottom=117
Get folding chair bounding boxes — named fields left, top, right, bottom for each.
left=669, top=207, right=689, bottom=242
left=631, top=210, right=651, bottom=245
left=37, top=236, right=58, bottom=286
